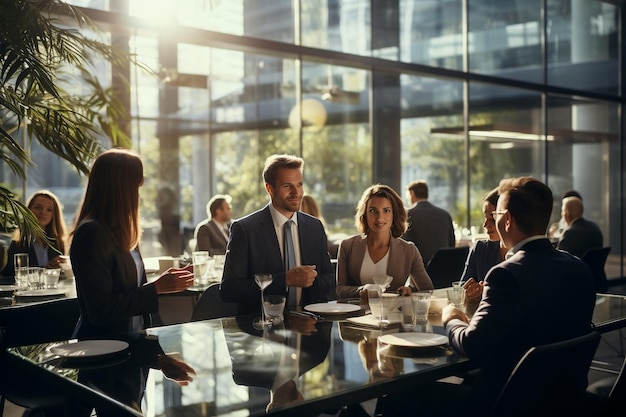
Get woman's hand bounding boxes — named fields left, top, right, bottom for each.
left=157, top=353, right=196, bottom=386
left=153, top=265, right=194, bottom=294
left=398, top=286, right=412, bottom=297
left=45, top=256, right=63, bottom=269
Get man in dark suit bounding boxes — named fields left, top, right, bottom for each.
left=439, top=177, right=596, bottom=415
left=220, top=154, right=335, bottom=315
left=194, top=194, right=232, bottom=255
left=402, top=180, right=455, bottom=264
left=557, top=196, right=603, bottom=258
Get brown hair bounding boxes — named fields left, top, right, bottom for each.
left=497, top=176, right=553, bottom=235
left=262, top=154, right=304, bottom=187
left=207, top=194, right=232, bottom=218
left=72, top=148, right=144, bottom=251
left=355, top=184, right=407, bottom=238
left=407, top=180, right=429, bottom=199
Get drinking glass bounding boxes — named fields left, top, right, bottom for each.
left=192, top=251, right=210, bottom=288
left=254, top=273, right=273, bottom=329
left=44, top=268, right=61, bottom=289
left=412, top=291, right=432, bottom=322
left=14, top=253, right=29, bottom=289
left=263, top=295, right=285, bottom=325
left=365, top=283, right=386, bottom=326
left=27, top=267, right=44, bottom=290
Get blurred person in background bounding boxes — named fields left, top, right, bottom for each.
left=194, top=194, right=233, bottom=256
left=1, top=190, right=68, bottom=279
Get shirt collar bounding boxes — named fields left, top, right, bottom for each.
left=269, top=202, right=298, bottom=229
left=505, top=235, right=546, bottom=259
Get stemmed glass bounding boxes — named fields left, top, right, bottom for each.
left=254, top=273, right=273, bottom=329
left=373, top=274, right=393, bottom=294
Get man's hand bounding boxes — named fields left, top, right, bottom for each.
left=285, top=265, right=317, bottom=288
left=463, top=278, right=484, bottom=304
left=442, top=304, right=469, bottom=326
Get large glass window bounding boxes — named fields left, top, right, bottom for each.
left=468, top=0, right=542, bottom=83
left=547, top=0, right=620, bottom=93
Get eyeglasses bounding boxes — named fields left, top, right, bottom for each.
left=491, top=210, right=508, bottom=220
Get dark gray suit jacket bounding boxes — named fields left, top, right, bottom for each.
left=446, top=238, right=596, bottom=412
left=220, top=205, right=335, bottom=315
left=556, top=217, right=603, bottom=258
left=194, top=218, right=229, bottom=255
left=403, top=200, right=455, bottom=264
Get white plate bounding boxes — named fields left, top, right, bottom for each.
left=304, top=303, right=361, bottom=315
left=50, top=340, right=129, bottom=358
left=379, top=332, right=448, bottom=348
left=15, top=289, right=66, bottom=297
left=0, top=285, right=20, bottom=292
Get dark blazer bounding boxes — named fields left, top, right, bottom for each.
left=70, top=220, right=158, bottom=339
left=336, top=234, right=433, bottom=299
left=460, top=239, right=502, bottom=283
left=1, top=240, right=62, bottom=279
left=220, top=205, right=335, bottom=315
left=194, top=219, right=229, bottom=255
left=403, top=201, right=455, bottom=264
left=446, top=238, right=596, bottom=413
left=557, top=217, right=603, bottom=258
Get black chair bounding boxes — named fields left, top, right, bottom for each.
left=190, top=283, right=238, bottom=321
left=489, top=331, right=601, bottom=417
left=587, top=354, right=626, bottom=417
left=425, top=246, right=470, bottom=289
left=581, top=247, right=611, bottom=293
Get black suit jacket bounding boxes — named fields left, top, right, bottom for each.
left=446, top=238, right=596, bottom=412
left=70, top=220, right=158, bottom=339
left=1, top=240, right=62, bottom=279
left=556, top=217, right=603, bottom=258
left=403, top=201, right=455, bottom=264
left=220, top=205, right=335, bottom=315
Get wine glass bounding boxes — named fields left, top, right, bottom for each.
left=373, top=274, right=393, bottom=293
left=254, top=273, right=273, bottom=329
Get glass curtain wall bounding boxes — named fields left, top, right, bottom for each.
left=15, top=0, right=622, bottom=281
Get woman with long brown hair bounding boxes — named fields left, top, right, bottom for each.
left=1, top=190, right=67, bottom=278
left=70, top=148, right=193, bottom=338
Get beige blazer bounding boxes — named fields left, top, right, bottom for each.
left=336, top=234, right=433, bottom=300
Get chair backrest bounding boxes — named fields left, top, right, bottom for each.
left=191, top=283, right=238, bottom=321
left=581, top=247, right=611, bottom=293
left=490, top=331, right=601, bottom=417
left=425, top=246, right=470, bottom=289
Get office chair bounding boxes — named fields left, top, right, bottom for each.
left=191, top=283, right=238, bottom=321
left=581, top=247, right=611, bottom=293
left=490, top=331, right=601, bottom=417
left=426, top=246, right=470, bottom=289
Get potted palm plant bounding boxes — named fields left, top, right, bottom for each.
left=1, top=0, right=137, bottom=261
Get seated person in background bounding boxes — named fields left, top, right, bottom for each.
left=549, top=189, right=583, bottom=240
left=194, top=194, right=232, bottom=255
left=460, top=188, right=509, bottom=305
left=556, top=196, right=603, bottom=258
left=300, top=194, right=338, bottom=258
left=1, top=190, right=68, bottom=278
left=336, top=184, right=433, bottom=300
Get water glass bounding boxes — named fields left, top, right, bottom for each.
left=412, top=292, right=432, bottom=322
left=263, top=295, right=286, bottom=325
left=401, top=295, right=416, bottom=331
left=27, top=267, right=44, bottom=290
left=365, top=284, right=385, bottom=324
left=192, top=251, right=210, bottom=287
left=44, top=268, right=61, bottom=289
left=447, top=288, right=464, bottom=308
left=14, top=253, right=29, bottom=288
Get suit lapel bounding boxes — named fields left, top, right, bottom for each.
left=260, top=206, right=284, bottom=270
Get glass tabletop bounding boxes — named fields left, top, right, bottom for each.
left=6, top=313, right=470, bottom=416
